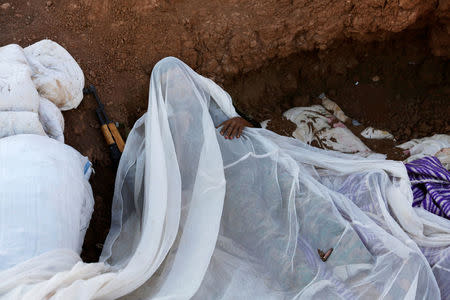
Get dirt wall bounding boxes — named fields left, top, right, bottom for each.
left=1, top=0, right=448, bottom=80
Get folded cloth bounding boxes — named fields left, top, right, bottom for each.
left=406, top=156, right=450, bottom=219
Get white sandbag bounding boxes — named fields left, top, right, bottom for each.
left=39, top=97, right=64, bottom=142
left=24, top=40, right=84, bottom=111
left=0, top=44, right=40, bottom=112
left=0, top=111, right=46, bottom=138
left=0, top=134, right=94, bottom=271
left=361, top=126, right=394, bottom=140
left=398, top=134, right=450, bottom=169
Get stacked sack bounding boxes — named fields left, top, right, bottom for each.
left=0, top=39, right=84, bottom=142
left=0, top=40, right=94, bottom=271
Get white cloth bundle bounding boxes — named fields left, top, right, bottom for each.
left=398, top=134, right=450, bottom=169
left=38, top=97, right=65, bottom=142
left=0, top=44, right=46, bottom=139
left=0, top=44, right=40, bottom=113
left=0, top=40, right=84, bottom=142
left=0, top=111, right=46, bottom=138
left=1, top=57, right=449, bottom=299
left=361, top=126, right=394, bottom=140
left=282, top=105, right=383, bottom=158
left=24, top=40, right=84, bottom=111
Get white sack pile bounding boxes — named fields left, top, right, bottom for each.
left=0, top=40, right=84, bottom=142
left=0, top=41, right=93, bottom=274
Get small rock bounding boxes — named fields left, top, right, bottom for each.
left=372, top=75, right=380, bottom=82
left=1, top=2, right=11, bottom=9
left=46, top=0, right=53, bottom=7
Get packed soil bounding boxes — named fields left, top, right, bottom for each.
left=0, top=1, right=448, bottom=262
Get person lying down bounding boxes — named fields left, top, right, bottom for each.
left=3, top=57, right=450, bottom=300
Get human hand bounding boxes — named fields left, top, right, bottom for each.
left=217, top=117, right=253, bottom=139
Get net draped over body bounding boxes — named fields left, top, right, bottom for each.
left=2, top=57, right=449, bottom=300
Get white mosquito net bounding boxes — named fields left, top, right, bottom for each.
left=1, top=57, right=449, bottom=299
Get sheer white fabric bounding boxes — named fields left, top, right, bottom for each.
left=1, top=57, right=449, bottom=299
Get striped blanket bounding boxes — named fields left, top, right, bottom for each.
left=405, top=156, right=450, bottom=219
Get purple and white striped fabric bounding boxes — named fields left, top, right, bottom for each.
left=405, top=156, right=450, bottom=219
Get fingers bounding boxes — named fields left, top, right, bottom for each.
left=218, top=118, right=249, bottom=139
left=224, top=123, right=235, bottom=139
left=230, top=125, right=240, bottom=139
left=220, top=121, right=231, bottom=136
left=237, top=126, right=244, bottom=138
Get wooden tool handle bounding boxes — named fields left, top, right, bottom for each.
left=108, top=123, right=125, bottom=152
left=101, top=124, right=115, bottom=146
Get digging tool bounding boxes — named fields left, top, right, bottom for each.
left=83, top=85, right=125, bottom=165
